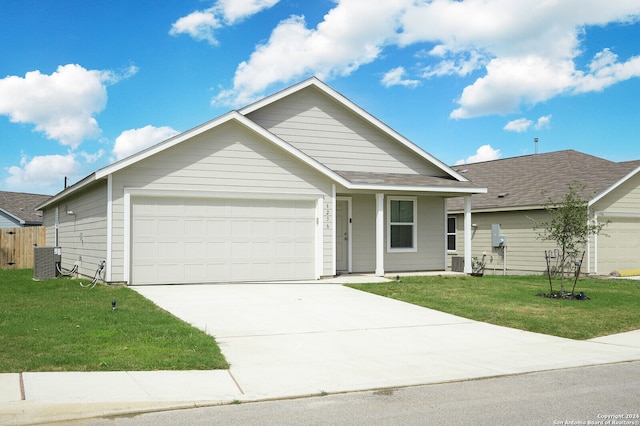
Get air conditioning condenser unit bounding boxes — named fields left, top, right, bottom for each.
left=34, top=247, right=62, bottom=280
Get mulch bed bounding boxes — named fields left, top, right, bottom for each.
left=536, top=292, right=590, bottom=300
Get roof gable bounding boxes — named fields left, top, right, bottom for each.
left=39, top=78, right=485, bottom=210
left=448, top=150, right=640, bottom=211
left=240, top=77, right=467, bottom=182
left=38, top=112, right=353, bottom=210
left=589, top=163, right=640, bottom=207
left=95, top=111, right=345, bottom=184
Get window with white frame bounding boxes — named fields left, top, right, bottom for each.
left=447, top=216, right=456, bottom=251
left=387, top=197, right=417, bottom=251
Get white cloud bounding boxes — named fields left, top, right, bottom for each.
left=214, top=0, right=640, bottom=115
left=170, top=0, right=280, bottom=45
left=79, top=150, right=105, bottom=164
left=214, top=0, right=411, bottom=107
left=4, top=153, right=80, bottom=194
left=504, top=118, right=533, bottom=133
left=455, top=144, right=501, bottom=165
left=112, top=125, right=180, bottom=161
left=535, top=114, right=552, bottom=130
left=422, top=49, right=486, bottom=78
left=504, top=114, right=552, bottom=133
left=0, top=64, right=137, bottom=149
left=573, top=48, right=640, bottom=93
left=450, top=55, right=576, bottom=118
left=169, top=10, right=222, bottom=45
left=217, top=0, right=280, bottom=24
left=400, top=0, right=640, bottom=118
left=381, top=67, right=420, bottom=88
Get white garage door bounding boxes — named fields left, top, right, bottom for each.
left=597, top=216, right=640, bottom=274
left=131, top=196, right=317, bottom=285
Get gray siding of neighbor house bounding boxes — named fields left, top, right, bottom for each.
left=0, top=212, right=18, bottom=228
left=349, top=194, right=446, bottom=273
left=245, top=87, right=444, bottom=176
left=591, top=171, right=640, bottom=274
left=109, top=120, right=334, bottom=282
left=449, top=210, right=554, bottom=275
left=44, top=182, right=108, bottom=279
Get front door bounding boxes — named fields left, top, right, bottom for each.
left=336, top=199, right=349, bottom=272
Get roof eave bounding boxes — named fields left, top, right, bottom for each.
left=448, top=204, right=547, bottom=214
left=101, top=111, right=354, bottom=192
left=346, top=184, right=487, bottom=194
left=0, top=208, right=25, bottom=224
left=36, top=174, right=98, bottom=210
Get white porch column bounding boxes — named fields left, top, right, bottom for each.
left=375, top=193, right=385, bottom=276
left=464, top=196, right=472, bottom=274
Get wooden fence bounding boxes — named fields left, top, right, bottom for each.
left=0, top=227, right=47, bottom=270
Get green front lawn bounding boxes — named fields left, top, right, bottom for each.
left=0, top=269, right=228, bottom=372
left=348, top=275, right=640, bottom=340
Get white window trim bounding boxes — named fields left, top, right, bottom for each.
left=387, top=196, right=417, bottom=253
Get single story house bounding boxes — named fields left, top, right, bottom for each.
left=37, top=77, right=485, bottom=285
left=447, top=150, right=640, bottom=276
left=0, top=191, right=50, bottom=228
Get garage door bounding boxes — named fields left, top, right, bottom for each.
left=597, top=216, right=640, bottom=274
left=131, top=196, right=317, bottom=285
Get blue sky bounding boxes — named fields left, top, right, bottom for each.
left=1, top=0, right=639, bottom=195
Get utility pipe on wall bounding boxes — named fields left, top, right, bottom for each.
left=503, top=246, right=507, bottom=276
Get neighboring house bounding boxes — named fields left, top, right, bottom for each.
left=0, top=191, right=50, bottom=228
left=36, top=78, right=485, bottom=285
left=447, top=150, right=640, bottom=276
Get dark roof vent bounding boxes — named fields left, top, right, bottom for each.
left=498, top=192, right=509, bottom=198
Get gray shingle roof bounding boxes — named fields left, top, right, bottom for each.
left=0, top=191, right=51, bottom=225
left=448, top=150, right=640, bottom=211
left=336, top=171, right=483, bottom=191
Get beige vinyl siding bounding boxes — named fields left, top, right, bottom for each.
left=592, top=172, right=640, bottom=214
left=594, top=216, right=640, bottom=274
left=43, top=208, right=56, bottom=246
left=591, top=172, right=640, bottom=274
left=449, top=210, right=557, bottom=275
left=246, top=87, right=443, bottom=176
left=385, top=196, right=446, bottom=272
left=109, top=121, right=333, bottom=282
left=53, top=182, right=108, bottom=278
left=349, top=194, right=446, bottom=273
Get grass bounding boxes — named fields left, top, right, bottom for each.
left=0, top=269, right=228, bottom=372
left=348, top=275, right=640, bottom=340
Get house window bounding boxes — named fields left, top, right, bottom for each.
left=447, top=216, right=456, bottom=251
left=388, top=197, right=417, bottom=252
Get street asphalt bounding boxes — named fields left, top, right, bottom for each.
left=1, top=273, right=639, bottom=425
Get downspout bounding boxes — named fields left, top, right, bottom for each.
left=503, top=246, right=507, bottom=276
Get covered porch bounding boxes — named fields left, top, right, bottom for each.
left=331, top=172, right=482, bottom=277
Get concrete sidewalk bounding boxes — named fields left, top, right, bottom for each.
left=2, top=277, right=639, bottom=425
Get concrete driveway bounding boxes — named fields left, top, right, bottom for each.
left=133, top=281, right=640, bottom=401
